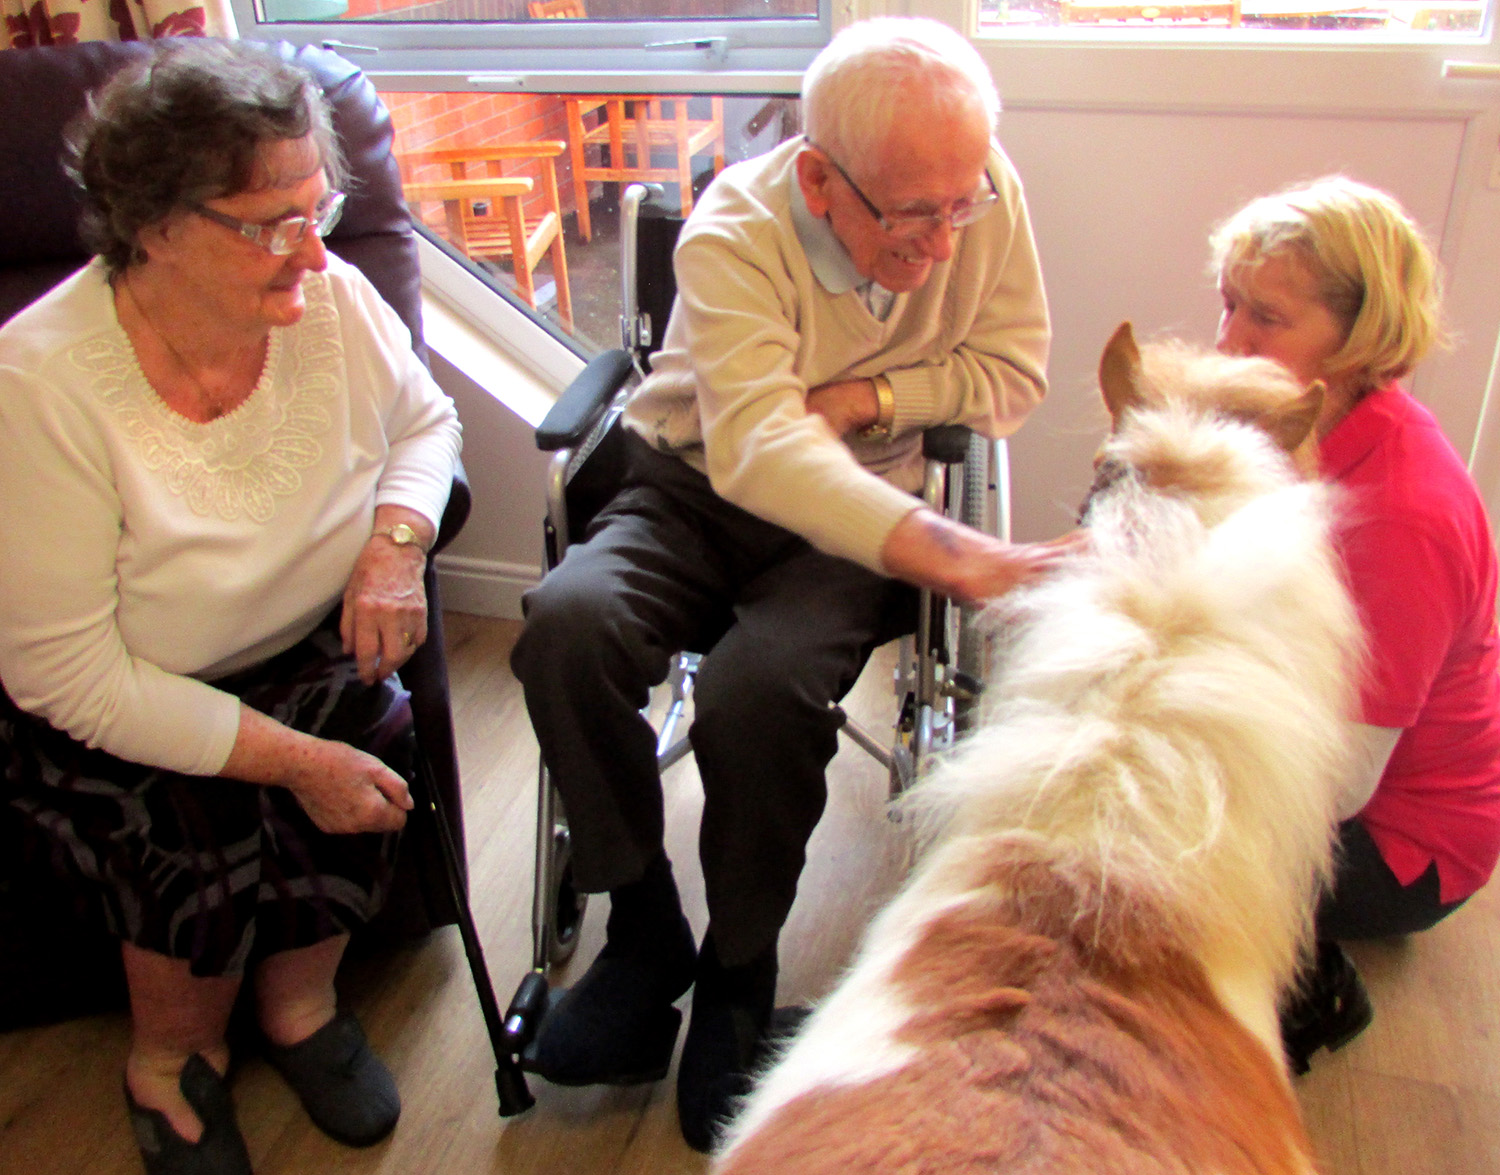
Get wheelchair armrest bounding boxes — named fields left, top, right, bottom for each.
left=431, top=461, right=472, bottom=558
left=922, top=424, right=973, bottom=465
left=536, top=349, right=635, bottom=452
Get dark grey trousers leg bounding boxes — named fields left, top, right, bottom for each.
left=691, top=546, right=910, bottom=967
left=510, top=484, right=731, bottom=895
left=511, top=436, right=913, bottom=964
left=1317, top=817, right=1467, bottom=939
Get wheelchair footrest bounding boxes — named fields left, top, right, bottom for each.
left=503, top=970, right=550, bottom=1053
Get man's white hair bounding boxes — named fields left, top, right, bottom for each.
left=801, top=17, right=999, bottom=178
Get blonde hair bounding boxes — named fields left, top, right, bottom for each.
left=1209, top=176, right=1446, bottom=394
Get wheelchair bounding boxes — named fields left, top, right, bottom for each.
left=492, top=183, right=1010, bottom=1115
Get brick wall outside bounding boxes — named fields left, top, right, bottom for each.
left=379, top=89, right=575, bottom=239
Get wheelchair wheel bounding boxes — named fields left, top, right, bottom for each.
left=959, top=430, right=998, bottom=537
left=547, top=825, right=587, bottom=966
left=954, top=432, right=995, bottom=734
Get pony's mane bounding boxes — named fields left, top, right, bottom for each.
left=904, top=398, right=1361, bottom=991
left=1133, top=340, right=1323, bottom=476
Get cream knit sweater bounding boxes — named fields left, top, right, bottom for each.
left=0, top=256, right=461, bottom=776
left=624, top=136, right=1050, bottom=572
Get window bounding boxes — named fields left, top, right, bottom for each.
left=267, top=0, right=817, bottom=22
left=239, top=0, right=1498, bottom=418
left=978, top=0, right=1484, bottom=35
left=382, top=86, right=801, bottom=353
left=231, top=0, right=828, bottom=76
left=231, top=0, right=821, bottom=362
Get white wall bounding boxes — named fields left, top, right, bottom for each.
left=998, top=103, right=1470, bottom=541
left=429, top=350, right=553, bottom=620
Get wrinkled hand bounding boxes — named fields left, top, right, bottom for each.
left=882, top=509, right=1089, bottom=606
left=222, top=705, right=412, bottom=834
left=287, top=737, right=413, bottom=835
left=805, top=378, right=880, bottom=438
left=948, top=529, right=1090, bottom=605
left=340, top=537, right=428, bottom=685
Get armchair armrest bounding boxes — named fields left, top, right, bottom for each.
left=432, top=463, right=472, bottom=556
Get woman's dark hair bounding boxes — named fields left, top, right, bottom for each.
left=66, top=40, right=346, bottom=274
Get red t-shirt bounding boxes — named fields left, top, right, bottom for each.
left=1321, top=385, right=1500, bottom=903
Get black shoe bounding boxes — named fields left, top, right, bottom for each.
left=522, top=943, right=695, bottom=1085
left=1281, top=940, right=1374, bottom=1075
left=523, top=877, right=698, bottom=1088
left=124, top=1054, right=252, bottom=1175
left=263, top=1011, right=400, bottom=1147
left=676, top=936, right=784, bottom=1154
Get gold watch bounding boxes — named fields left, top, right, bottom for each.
left=374, top=522, right=428, bottom=554
left=858, top=374, right=895, bottom=442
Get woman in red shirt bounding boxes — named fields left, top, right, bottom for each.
left=1210, top=176, right=1500, bottom=1073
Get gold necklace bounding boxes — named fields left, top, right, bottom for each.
left=119, top=274, right=262, bottom=422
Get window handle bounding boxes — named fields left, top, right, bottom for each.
left=1444, top=61, right=1500, bottom=80
left=644, top=36, right=729, bottom=62
left=321, top=40, right=380, bottom=54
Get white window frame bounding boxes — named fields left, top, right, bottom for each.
left=229, top=0, right=832, bottom=82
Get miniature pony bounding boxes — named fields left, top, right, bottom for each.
left=714, top=323, right=1361, bottom=1174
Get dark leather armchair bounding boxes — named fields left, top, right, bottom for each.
left=0, top=40, right=472, bottom=1029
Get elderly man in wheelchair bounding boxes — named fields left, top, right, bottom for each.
left=509, top=16, right=1076, bottom=1152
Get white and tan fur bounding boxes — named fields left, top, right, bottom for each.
left=715, top=324, right=1362, bottom=1175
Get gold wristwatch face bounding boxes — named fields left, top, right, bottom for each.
left=384, top=523, right=419, bottom=546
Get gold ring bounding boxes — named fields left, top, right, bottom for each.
left=402, top=631, right=415, bottom=648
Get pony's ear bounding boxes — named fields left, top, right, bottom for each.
left=1259, top=382, right=1325, bottom=453
left=1099, top=322, right=1145, bottom=428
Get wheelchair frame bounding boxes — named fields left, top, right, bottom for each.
left=492, top=185, right=1010, bottom=1116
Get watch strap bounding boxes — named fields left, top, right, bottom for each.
left=373, top=522, right=430, bottom=554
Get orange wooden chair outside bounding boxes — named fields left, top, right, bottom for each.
left=402, top=142, right=574, bottom=328
left=528, top=0, right=726, bottom=241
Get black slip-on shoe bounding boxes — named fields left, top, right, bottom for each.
left=522, top=915, right=697, bottom=1087
left=124, top=1054, right=252, bottom=1175
left=263, top=1011, right=400, bottom=1147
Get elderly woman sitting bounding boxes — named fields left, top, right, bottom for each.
left=0, top=41, right=460, bottom=1175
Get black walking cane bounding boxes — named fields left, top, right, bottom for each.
left=412, top=753, right=543, bottom=1116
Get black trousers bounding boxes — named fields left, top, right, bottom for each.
left=511, top=433, right=915, bottom=967
left=1318, top=816, right=1467, bottom=940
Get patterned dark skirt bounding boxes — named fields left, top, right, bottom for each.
left=1, top=617, right=411, bottom=978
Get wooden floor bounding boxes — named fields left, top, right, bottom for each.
left=3, top=611, right=1498, bottom=1174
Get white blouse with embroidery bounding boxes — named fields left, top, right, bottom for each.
left=0, top=254, right=462, bottom=777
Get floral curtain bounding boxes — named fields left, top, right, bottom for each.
left=3, top=0, right=235, bottom=49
